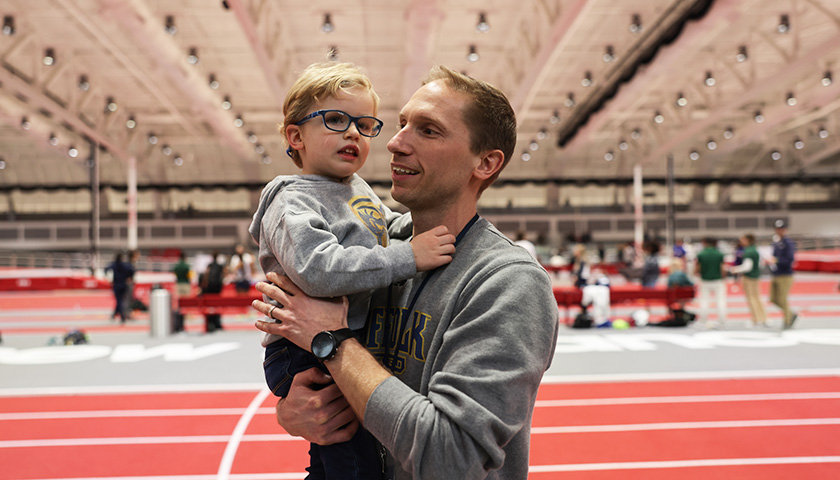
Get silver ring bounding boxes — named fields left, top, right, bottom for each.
left=267, top=305, right=277, bottom=320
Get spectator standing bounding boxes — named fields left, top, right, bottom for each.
left=768, top=219, right=797, bottom=329
left=105, top=252, right=134, bottom=324
left=571, top=243, right=590, bottom=288
left=640, top=241, right=661, bottom=287
left=696, top=237, right=727, bottom=328
left=228, top=243, right=257, bottom=294
left=513, top=231, right=538, bottom=260
left=172, top=252, right=192, bottom=298
left=200, top=251, right=226, bottom=332
left=730, top=234, right=767, bottom=327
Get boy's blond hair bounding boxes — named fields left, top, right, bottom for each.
left=282, top=62, right=380, bottom=168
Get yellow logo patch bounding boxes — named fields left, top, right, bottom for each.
left=349, top=196, right=388, bottom=246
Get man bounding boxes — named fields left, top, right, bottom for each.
left=730, top=234, right=766, bottom=327
left=695, top=237, right=726, bottom=328
left=768, top=219, right=797, bottom=329
left=253, top=66, right=559, bottom=479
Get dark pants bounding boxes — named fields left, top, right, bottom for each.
left=112, top=285, right=127, bottom=322
left=264, top=339, right=382, bottom=480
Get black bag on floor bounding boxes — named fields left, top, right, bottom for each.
left=571, top=306, right=594, bottom=329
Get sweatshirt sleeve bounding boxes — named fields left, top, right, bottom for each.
left=364, top=261, right=559, bottom=479
left=266, top=200, right=417, bottom=298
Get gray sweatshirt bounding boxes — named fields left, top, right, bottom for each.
left=249, top=174, right=417, bottom=346
left=362, top=218, right=559, bottom=479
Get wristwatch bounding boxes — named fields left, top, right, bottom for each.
left=311, top=328, right=355, bottom=362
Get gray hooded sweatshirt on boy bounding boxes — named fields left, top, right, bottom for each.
left=249, top=173, right=417, bottom=347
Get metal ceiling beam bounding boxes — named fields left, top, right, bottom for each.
left=225, top=0, right=287, bottom=110
left=98, top=0, right=254, bottom=159
left=563, top=0, right=744, bottom=156
left=508, top=0, right=591, bottom=126
left=641, top=31, right=840, bottom=170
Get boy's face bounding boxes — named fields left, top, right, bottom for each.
left=288, top=87, right=376, bottom=180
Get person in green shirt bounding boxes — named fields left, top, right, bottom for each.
left=172, top=252, right=193, bottom=298
left=730, top=233, right=767, bottom=327
left=695, top=237, right=727, bottom=328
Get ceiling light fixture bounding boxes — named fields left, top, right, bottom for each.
left=521, top=150, right=531, bottom=162
left=676, top=92, right=688, bottom=107
left=604, top=151, right=615, bottom=161
left=43, top=48, right=56, bottom=66
left=631, top=128, right=642, bottom=140
left=629, top=13, right=642, bottom=33
left=148, top=133, right=158, bottom=145
left=536, top=128, right=548, bottom=140
left=476, top=12, right=490, bottom=33
left=105, top=96, right=118, bottom=113
left=221, top=96, right=232, bottom=110
left=328, top=45, right=339, bottom=61
left=818, top=126, right=829, bottom=139
left=704, top=71, right=715, bottom=87
left=793, top=137, right=804, bottom=150
left=164, top=15, right=176, bottom=35
left=549, top=109, right=560, bottom=124
left=706, top=138, right=717, bottom=150
left=467, top=45, right=480, bottom=62
left=208, top=74, right=219, bottom=89
left=689, top=150, right=700, bottom=161
left=77, top=75, right=90, bottom=91
left=255, top=144, right=266, bottom=155
left=233, top=114, right=244, bottom=127
left=21, top=116, right=30, bottom=130
left=754, top=110, right=765, bottom=123
left=261, top=155, right=272, bottom=165
left=771, top=150, right=782, bottom=161
left=653, top=111, right=664, bottom=124
left=723, top=126, right=734, bottom=139
left=786, top=92, right=797, bottom=106
left=2, top=15, right=15, bottom=36
left=68, top=145, right=79, bottom=158
left=736, top=45, right=748, bottom=63
left=173, top=154, right=184, bottom=166
left=247, top=132, right=258, bottom=143
left=777, top=14, right=790, bottom=34
left=162, top=144, right=173, bottom=156
left=564, top=92, right=575, bottom=107
left=618, top=139, right=629, bottom=151
left=48, top=133, right=59, bottom=146
left=581, top=71, right=592, bottom=87
left=0, top=158, right=6, bottom=170
left=186, top=47, right=199, bottom=65
left=321, top=13, right=334, bottom=33
left=529, top=139, right=539, bottom=151
left=126, top=115, right=136, bottom=129
left=822, top=70, right=833, bottom=87
left=603, top=45, right=615, bottom=62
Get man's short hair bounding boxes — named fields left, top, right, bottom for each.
left=421, top=66, right=517, bottom=194
left=744, top=233, right=755, bottom=245
left=282, top=62, right=380, bottom=168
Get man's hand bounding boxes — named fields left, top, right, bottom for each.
left=253, top=272, right=349, bottom=351
left=276, top=367, right=359, bottom=445
left=411, top=225, right=456, bottom=271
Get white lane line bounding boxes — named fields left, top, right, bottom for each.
left=531, top=417, right=840, bottom=434
left=217, top=388, right=270, bottom=480
left=529, top=456, right=840, bottom=472
left=542, top=368, right=840, bottom=383
left=535, top=391, right=840, bottom=407
left=0, top=408, right=276, bottom=421
left=20, top=474, right=305, bottom=480
left=0, top=383, right=266, bottom=397
left=0, top=434, right=301, bottom=449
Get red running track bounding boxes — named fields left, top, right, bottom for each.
left=2, top=376, right=840, bottom=479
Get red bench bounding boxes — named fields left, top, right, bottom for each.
left=553, top=285, right=695, bottom=324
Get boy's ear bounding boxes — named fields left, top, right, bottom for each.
left=473, top=149, right=505, bottom=181
left=286, top=124, right=304, bottom=152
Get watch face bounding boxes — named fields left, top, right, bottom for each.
left=312, top=332, right=336, bottom=360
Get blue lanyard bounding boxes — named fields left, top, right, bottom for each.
left=383, top=214, right=480, bottom=368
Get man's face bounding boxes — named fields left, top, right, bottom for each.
left=386, top=80, right=480, bottom=210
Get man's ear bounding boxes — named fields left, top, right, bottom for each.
left=473, top=149, right=505, bottom=181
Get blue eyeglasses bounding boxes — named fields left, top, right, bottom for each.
left=286, top=109, right=384, bottom=158
left=296, top=109, right=384, bottom=137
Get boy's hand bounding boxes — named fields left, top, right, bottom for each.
left=411, top=225, right=456, bottom=271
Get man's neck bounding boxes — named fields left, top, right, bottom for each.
left=411, top=205, right=478, bottom=238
